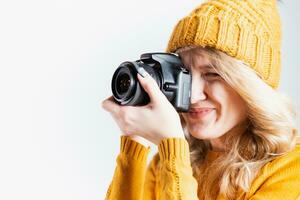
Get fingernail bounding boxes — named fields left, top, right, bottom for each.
left=137, top=67, right=148, bottom=78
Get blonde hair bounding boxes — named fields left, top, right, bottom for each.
left=176, top=46, right=299, bottom=200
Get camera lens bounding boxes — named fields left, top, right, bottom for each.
left=111, top=60, right=161, bottom=106
left=111, top=63, right=137, bottom=104
left=116, top=73, right=131, bottom=95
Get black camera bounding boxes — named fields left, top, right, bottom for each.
left=111, top=53, right=191, bottom=112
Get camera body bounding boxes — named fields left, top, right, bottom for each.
left=111, top=53, right=191, bottom=112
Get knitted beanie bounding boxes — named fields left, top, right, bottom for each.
left=166, top=0, right=282, bottom=89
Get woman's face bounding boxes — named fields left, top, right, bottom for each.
left=179, top=50, right=248, bottom=145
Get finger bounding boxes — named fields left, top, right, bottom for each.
left=137, top=68, right=166, bottom=105
left=101, top=96, right=120, bottom=115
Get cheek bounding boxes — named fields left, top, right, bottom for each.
left=216, top=87, right=248, bottom=131
left=222, top=89, right=247, bottom=121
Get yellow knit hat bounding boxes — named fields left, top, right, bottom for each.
left=166, top=0, right=282, bottom=89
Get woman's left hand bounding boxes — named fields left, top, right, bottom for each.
left=101, top=69, right=185, bottom=145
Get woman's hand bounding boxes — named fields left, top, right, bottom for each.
left=101, top=69, right=185, bottom=145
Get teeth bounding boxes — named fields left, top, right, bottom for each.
left=191, top=110, right=210, bottom=113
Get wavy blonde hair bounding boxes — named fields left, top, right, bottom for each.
left=176, top=46, right=299, bottom=200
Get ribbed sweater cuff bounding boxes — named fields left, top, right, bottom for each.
left=158, top=137, right=190, bottom=161
left=120, top=136, right=150, bottom=162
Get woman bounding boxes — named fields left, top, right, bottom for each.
left=102, top=0, right=300, bottom=199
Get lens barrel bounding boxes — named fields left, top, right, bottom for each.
left=111, top=63, right=135, bottom=102
left=111, top=61, right=155, bottom=106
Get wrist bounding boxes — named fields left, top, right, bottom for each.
left=129, top=135, right=151, bottom=148
left=156, top=131, right=185, bottom=145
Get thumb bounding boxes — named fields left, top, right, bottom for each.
left=137, top=68, right=166, bottom=105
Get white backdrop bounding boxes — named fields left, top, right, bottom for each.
left=0, top=0, right=299, bottom=199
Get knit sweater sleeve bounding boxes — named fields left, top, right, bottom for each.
left=153, top=138, right=199, bottom=199
left=105, top=136, right=150, bottom=200
left=105, top=136, right=198, bottom=200
left=246, top=145, right=300, bottom=200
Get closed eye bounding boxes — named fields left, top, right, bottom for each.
left=203, top=72, right=220, bottom=77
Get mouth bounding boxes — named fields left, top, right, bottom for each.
left=188, top=108, right=214, bottom=119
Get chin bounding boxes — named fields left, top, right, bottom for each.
left=188, top=128, right=215, bottom=140
left=187, top=123, right=226, bottom=140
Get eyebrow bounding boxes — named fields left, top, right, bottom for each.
left=184, top=64, right=214, bottom=71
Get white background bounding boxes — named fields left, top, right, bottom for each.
left=0, top=0, right=299, bottom=199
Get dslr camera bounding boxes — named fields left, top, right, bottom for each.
left=111, top=53, right=191, bottom=112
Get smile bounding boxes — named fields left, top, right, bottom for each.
left=188, top=108, right=214, bottom=119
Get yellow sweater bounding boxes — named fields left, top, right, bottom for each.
left=105, top=136, right=300, bottom=200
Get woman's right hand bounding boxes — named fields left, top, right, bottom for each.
left=101, top=97, right=152, bottom=147
left=101, top=71, right=185, bottom=146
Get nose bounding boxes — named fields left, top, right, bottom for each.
left=190, top=74, right=207, bottom=104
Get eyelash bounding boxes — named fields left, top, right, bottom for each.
left=203, top=72, right=220, bottom=78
